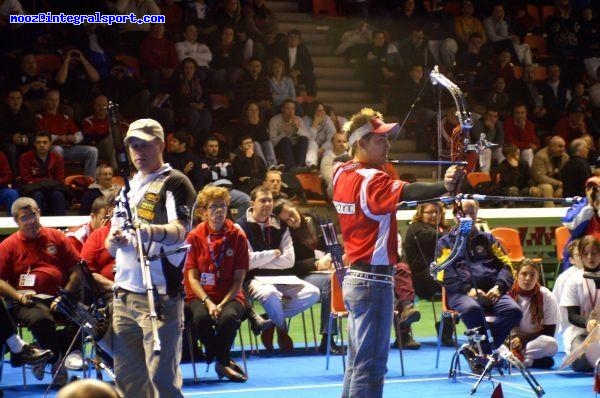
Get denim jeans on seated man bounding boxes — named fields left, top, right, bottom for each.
left=303, top=272, right=338, bottom=336
left=341, top=275, right=393, bottom=398
left=52, top=144, right=98, bottom=178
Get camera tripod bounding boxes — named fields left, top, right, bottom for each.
left=448, top=327, right=545, bottom=397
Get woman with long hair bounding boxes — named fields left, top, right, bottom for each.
left=267, top=57, right=296, bottom=109
left=507, top=259, right=559, bottom=368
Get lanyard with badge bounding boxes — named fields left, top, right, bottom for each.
left=201, top=234, right=227, bottom=286
left=19, top=265, right=36, bottom=288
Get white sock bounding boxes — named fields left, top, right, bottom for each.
left=6, top=334, right=26, bottom=354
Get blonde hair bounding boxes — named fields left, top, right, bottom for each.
left=194, top=186, right=231, bottom=220
left=343, top=107, right=383, bottom=155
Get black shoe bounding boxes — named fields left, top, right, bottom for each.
left=10, top=344, right=54, bottom=367
left=318, top=335, right=343, bottom=355
left=248, top=312, right=273, bottom=336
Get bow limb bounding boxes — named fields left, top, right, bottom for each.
left=429, top=217, right=473, bottom=277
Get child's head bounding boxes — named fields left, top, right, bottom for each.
left=567, top=239, right=583, bottom=269
left=516, top=259, right=541, bottom=290
left=578, top=235, right=600, bottom=271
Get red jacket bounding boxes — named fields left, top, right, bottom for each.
left=503, top=117, right=540, bottom=150
left=81, top=224, right=115, bottom=282
left=140, top=36, right=179, bottom=71
left=35, top=112, right=79, bottom=137
left=184, top=219, right=249, bottom=304
left=0, top=152, right=13, bottom=187
left=19, top=150, right=65, bottom=184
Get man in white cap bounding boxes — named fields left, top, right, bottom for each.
left=105, top=118, right=195, bottom=398
left=332, top=108, right=460, bottom=398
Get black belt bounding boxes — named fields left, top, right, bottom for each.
left=349, top=263, right=395, bottom=276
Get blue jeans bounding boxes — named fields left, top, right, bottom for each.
left=341, top=275, right=393, bottom=398
left=448, top=293, right=522, bottom=354
left=229, top=188, right=250, bottom=220
left=303, top=272, right=337, bottom=335
left=52, top=144, right=99, bottom=178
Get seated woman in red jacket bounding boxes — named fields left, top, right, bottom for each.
left=184, top=185, right=249, bottom=382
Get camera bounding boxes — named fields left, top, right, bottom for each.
left=70, top=50, right=80, bottom=59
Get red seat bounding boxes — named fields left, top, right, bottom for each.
left=312, top=0, right=337, bottom=17
left=295, top=172, right=328, bottom=205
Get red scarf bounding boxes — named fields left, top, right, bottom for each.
left=509, top=282, right=544, bottom=329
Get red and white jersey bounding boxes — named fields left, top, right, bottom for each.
left=332, top=161, right=406, bottom=265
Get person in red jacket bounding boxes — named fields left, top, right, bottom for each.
left=81, top=95, right=117, bottom=170
left=0, top=150, right=19, bottom=215
left=503, top=102, right=540, bottom=167
left=0, top=196, right=82, bottom=386
left=140, top=23, right=179, bottom=96
left=66, top=197, right=112, bottom=254
left=184, top=185, right=249, bottom=382
left=81, top=222, right=114, bottom=295
left=553, top=104, right=590, bottom=146
left=35, top=89, right=98, bottom=178
left=18, top=131, right=67, bottom=215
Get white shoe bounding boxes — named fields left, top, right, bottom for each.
left=64, top=350, right=83, bottom=371
left=51, top=361, right=68, bottom=387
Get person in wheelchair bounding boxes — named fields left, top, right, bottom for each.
left=507, top=259, right=559, bottom=368
left=435, top=199, right=523, bottom=373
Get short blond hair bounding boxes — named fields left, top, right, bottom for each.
left=344, top=108, right=383, bottom=154
left=194, top=186, right=231, bottom=220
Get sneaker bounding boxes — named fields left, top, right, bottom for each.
left=11, top=344, right=53, bottom=367
left=64, top=349, right=84, bottom=371
left=398, top=303, right=421, bottom=328
left=50, top=361, right=68, bottom=388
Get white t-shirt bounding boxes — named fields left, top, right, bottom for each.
left=560, top=271, right=600, bottom=353
left=553, top=266, right=582, bottom=333
left=514, top=286, right=558, bottom=337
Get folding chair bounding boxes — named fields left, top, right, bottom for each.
left=554, top=226, right=571, bottom=282
left=325, top=272, right=348, bottom=370
left=466, top=172, right=491, bottom=190
left=490, top=227, right=545, bottom=284
left=295, top=172, right=328, bottom=206
left=287, top=306, right=318, bottom=352
left=436, top=287, right=460, bottom=368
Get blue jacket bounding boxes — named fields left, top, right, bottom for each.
left=436, top=228, right=515, bottom=296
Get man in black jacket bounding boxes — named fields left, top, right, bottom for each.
left=164, top=131, right=203, bottom=191
left=274, top=29, right=317, bottom=97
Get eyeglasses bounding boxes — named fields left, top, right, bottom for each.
left=423, top=211, right=439, bottom=215
left=207, top=203, right=227, bottom=211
